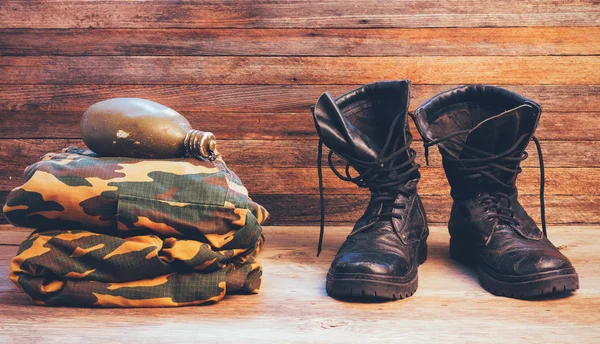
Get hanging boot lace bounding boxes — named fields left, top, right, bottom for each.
left=316, top=113, right=419, bottom=256
left=410, top=85, right=577, bottom=298
left=420, top=127, right=547, bottom=237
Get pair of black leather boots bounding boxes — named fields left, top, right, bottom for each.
left=311, top=81, right=579, bottom=300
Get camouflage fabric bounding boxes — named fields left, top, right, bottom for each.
left=4, top=147, right=269, bottom=307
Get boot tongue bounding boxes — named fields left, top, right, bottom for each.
left=460, top=104, right=538, bottom=159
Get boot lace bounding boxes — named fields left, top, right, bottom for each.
left=419, top=127, right=547, bottom=238
left=316, top=113, right=419, bottom=256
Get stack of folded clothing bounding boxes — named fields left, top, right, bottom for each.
left=3, top=147, right=269, bottom=307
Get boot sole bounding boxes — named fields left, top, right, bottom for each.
left=450, top=237, right=579, bottom=299
left=325, top=241, right=427, bottom=301
left=477, top=266, right=579, bottom=299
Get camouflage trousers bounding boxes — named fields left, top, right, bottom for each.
left=4, top=147, right=269, bottom=307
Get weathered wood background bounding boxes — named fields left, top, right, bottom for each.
left=0, top=1, right=599, bottom=225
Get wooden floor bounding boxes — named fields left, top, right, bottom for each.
left=0, top=224, right=598, bottom=343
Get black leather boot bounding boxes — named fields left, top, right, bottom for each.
left=413, top=85, right=579, bottom=298
left=312, top=80, right=429, bottom=300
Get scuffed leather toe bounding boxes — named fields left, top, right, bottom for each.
left=331, top=251, right=410, bottom=276
left=482, top=244, right=573, bottom=277
left=514, top=251, right=573, bottom=275
left=478, top=228, right=574, bottom=277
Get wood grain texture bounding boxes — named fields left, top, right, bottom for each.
left=0, top=139, right=597, bottom=174
left=0, top=225, right=29, bottom=246
left=1, top=110, right=598, bottom=141
left=1, top=0, right=599, bottom=29
left=224, top=140, right=600, bottom=168
left=2, top=27, right=600, bottom=56
left=2, top=138, right=598, bottom=225
left=0, top=191, right=600, bottom=226
left=250, top=194, right=600, bottom=224
left=2, top=85, right=598, bottom=113
left=230, top=167, right=600, bottom=197
left=2, top=56, right=599, bottom=85
left=0, top=111, right=315, bottom=140
left=1, top=162, right=599, bottom=197
left=1, top=192, right=597, bottom=225
left=0, top=0, right=598, bottom=228
left=0, top=2, right=598, bottom=341
left=0, top=225, right=598, bottom=342
left=0, top=151, right=596, bottom=195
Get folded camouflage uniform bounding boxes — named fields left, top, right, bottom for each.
left=3, top=147, right=269, bottom=307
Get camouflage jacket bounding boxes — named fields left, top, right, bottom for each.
left=4, top=147, right=269, bottom=307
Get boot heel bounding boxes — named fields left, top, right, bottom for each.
left=449, top=236, right=477, bottom=267
left=418, top=241, right=428, bottom=265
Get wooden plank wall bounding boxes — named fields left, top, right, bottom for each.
left=0, top=1, right=599, bottom=226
